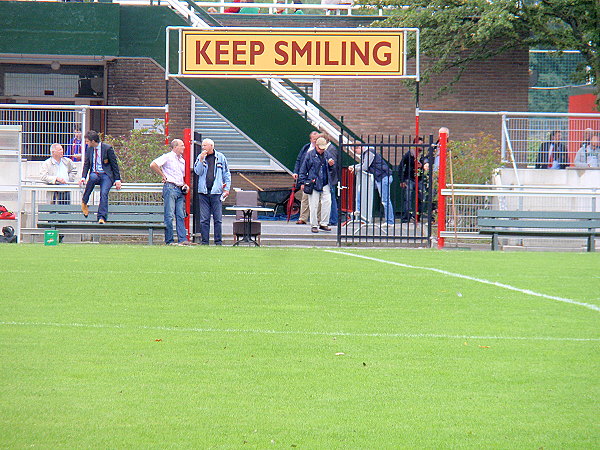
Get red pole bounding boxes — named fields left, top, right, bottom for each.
left=436, top=131, right=448, bottom=249
left=415, top=111, right=420, bottom=138
left=414, top=142, right=419, bottom=223
left=164, top=105, right=170, bottom=145
left=183, top=128, right=192, bottom=241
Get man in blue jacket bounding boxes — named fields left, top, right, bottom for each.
left=299, top=137, right=336, bottom=233
left=293, top=130, right=319, bottom=224
left=194, top=138, right=231, bottom=245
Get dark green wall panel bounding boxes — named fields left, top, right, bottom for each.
left=118, top=5, right=186, bottom=68
left=0, top=2, right=119, bottom=56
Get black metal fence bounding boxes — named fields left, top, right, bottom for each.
left=336, top=134, right=435, bottom=246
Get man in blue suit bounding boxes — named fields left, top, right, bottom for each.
left=79, top=130, right=122, bottom=223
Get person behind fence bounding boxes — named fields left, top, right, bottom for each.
left=79, top=130, right=122, bottom=224
left=150, top=139, right=191, bottom=246
left=299, top=136, right=336, bottom=233
left=398, top=139, right=425, bottom=223
left=574, top=134, right=600, bottom=168
left=349, top=145, right=394, bottom=225
left=535, top=130, right=567, bottom=169
left=64, top=127, right=82, bottom=161
left=194, top=138, right=231, bottom=245
left=293, top=130, right=320, bottom=225
left=40, top=143, right=78, bottom=205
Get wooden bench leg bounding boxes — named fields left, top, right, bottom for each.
left=491, top=232, right=498, bottom=251
left=588, top=234, right=595, bottom=252
left=148, top=228, right=153, bottom=245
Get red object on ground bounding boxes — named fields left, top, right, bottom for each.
left=286, top=183, right=297, bottom=222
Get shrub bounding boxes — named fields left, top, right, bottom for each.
left=446, top=133, right=502, bottom=185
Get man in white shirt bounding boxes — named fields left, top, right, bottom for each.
left=574, top=134, right=600, bottom=168
left=40, top=143, right=78, bottom=204
left=150, top=139, right=190, bottom=246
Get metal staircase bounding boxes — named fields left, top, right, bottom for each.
left=193, top=99, right=285, bottom=171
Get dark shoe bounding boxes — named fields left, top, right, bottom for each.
left=296, top=220, right=307, bottom=225
left=98, top=218, right=106, bottom=224
left=81, top=202, right=89, bottom=217
left=319, top=225, right=332, bottom=231
left=311, top=227, right=319, bottom=233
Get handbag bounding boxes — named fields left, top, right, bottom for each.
left=303, top=179, right=315, bottom=194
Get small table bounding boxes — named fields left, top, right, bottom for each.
left=226, top=206, right=274, bottom=246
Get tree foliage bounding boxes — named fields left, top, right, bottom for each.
left=368, top=0, right=599, bottom=101
left=104, top=129, right=167, bottom=183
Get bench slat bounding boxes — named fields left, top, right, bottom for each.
left=479, top=229, right=595, bottom=237
left=40, top=223, right=165, bottom=229
left=38, top=214, right=164, bottom=224
left=478, top=210, right=600, bottom=220
left=38, top=205, right=163, bottom=214
left=478, top=218, right=600, bottom=229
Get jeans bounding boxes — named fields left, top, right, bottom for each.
left=82, top=172, right=113, bottom=221
left=163, top=183, right=187, bottom=244
left=329, top=184, right=338, bottom=225
left=375, top=175, right=395, bottom=224
left=198, top=193, right=223, bottom=245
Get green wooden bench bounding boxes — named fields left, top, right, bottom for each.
left=37, top=204, right=165, bottom=245
left=477, top=210, right=600, bottom=252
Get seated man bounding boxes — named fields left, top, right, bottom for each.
left=574, top=134, right=599, bottom=168
left=40, top=143, right=78, bottom=205
left=535, top=130, right=567, bottom=169
left=79, top=130, right=122, bottom=224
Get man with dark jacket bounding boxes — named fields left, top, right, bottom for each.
left=79, top=130, right=122, bottom=223
left=293, top=131, right=319, bottom=224
left=399, top=144, right=426, bottom=223
left=299, top=136, right=336, bottom=233
left=535, top=130, right=567, bottom=169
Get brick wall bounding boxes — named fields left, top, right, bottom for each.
left=106, top=58, right=191, bottom=140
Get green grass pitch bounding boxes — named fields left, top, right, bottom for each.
left=1, top=245, right=598, bottom=448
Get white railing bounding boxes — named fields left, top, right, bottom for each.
left=439, top=184, right=600, bottom=238
left=418, top=109, right=600, bottom=168
left=118, top=0, right=389, bottom=16
left=0, top=104, right=167, bottom=160
left=262, top=78, right=347, bottom=143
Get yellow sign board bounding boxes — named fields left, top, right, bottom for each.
left=181, top=29, right=405, bottom=77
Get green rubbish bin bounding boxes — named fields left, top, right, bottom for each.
left=44, top=230, right=59, bottom=246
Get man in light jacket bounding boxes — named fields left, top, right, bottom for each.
left=193, top=138, right=231, bottom=245
left=40, top=143, right=78, bottom=204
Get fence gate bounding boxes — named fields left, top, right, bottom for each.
left=336, top=134, right=435, bottom=246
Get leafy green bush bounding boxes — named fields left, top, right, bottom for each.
left=104, top=129, right=168, bottom=183
left=446, top=133, right=502, bottom=184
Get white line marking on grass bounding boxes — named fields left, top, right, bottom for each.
left=1, top=321, right=598, bottom=342
left=325, top=250, right=600, bottom=313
